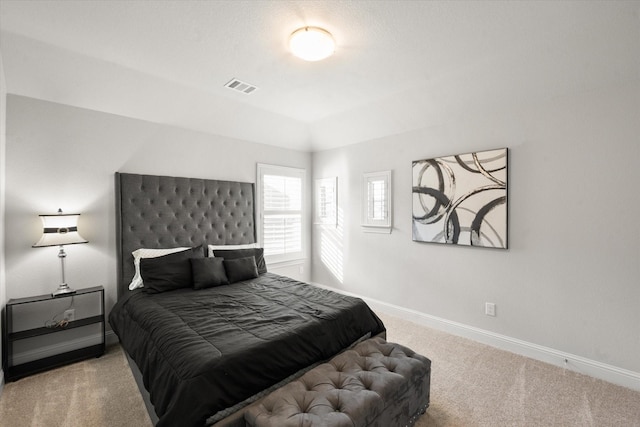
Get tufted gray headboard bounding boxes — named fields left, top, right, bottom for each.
left=115, top=172, right=256, bottom=299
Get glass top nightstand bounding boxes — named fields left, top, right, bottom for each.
left=2, top=286, right=105, bottom=382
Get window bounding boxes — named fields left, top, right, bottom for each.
left=257, top=164, right=306, bottom=263
left=362, top=170, right=392, bottom=233
left=315, top=177, right=337, bottom=226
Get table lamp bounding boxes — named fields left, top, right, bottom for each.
left=33, top=208, right=88, bottom=297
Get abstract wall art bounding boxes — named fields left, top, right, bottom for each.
left=412, top=148, right=508, bottom=249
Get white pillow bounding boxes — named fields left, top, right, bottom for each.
left=208, top=243, right=258, bottom=257
left=128, top=247, right=191, bottom=290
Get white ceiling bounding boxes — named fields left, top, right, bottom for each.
left=1, top=1, right=638, bottom=151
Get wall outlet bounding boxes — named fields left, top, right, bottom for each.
left=485, top=302, right=496, bottom=317
left=63, top=309, right=75, bottom=322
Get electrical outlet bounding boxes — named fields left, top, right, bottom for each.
left=485, top=302, right=496, bottom=317
left=63, top=309, right=75, bottom=322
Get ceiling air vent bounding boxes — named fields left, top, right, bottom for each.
left=224, top=78, right=258, bottom=95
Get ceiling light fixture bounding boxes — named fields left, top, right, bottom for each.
left=289, top=26, right=335, bottom=62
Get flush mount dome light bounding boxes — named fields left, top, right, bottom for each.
left=289, top=26, right=335, bottom=61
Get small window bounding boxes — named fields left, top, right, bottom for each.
left=362, top=171, right=392, bottom=233
left=315, top=177, right=337, bottom=226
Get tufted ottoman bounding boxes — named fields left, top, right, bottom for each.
left=244, top=337, right=431, bottom=427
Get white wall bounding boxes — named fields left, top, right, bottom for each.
left=3, top=76, right=638, bottom=390
left=0, top=50, right=7, bottom=393
left=4, top=95, right=311, bottom=323
left=311, top=78, right=640, bottom=377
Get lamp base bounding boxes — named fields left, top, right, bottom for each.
left=53, top=284, right=76, bottom=298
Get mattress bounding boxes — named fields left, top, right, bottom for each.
left=109, top=272, right=386, bottom=427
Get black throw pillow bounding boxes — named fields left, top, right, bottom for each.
left=191, top=257, right=229, bottom=289
left=212, top=248, right=267, bottom=274
left=223, top=256, right=259, bottom=283
left=141, top=246, right=204, bottom=293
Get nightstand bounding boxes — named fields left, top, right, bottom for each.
left=2, top=286, right=105, bottom=382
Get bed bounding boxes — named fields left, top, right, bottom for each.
left=108, top=172, right=386, bottom=427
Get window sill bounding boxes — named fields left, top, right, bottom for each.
left=362, top=225, right=392, bottom=234
left=266, top=258, right=306, bottom=268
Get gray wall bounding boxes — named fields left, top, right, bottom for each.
left=4, top=95, right=311, bottom=321
left=311, top=79, right=640, bottom=374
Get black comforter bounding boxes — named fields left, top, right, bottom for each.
left=109, top=273, right=385, bottom=427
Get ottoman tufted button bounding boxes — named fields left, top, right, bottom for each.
left=244, top=338, right=430, bottom=427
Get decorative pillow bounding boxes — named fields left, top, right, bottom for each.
left=212, top=248, right=267, bottom=274
left=129, top=247, right=191, bottom=290
left=223, top=256, right=259, bottom=283
left=207, top=243, right=258, bottom=257
left=139, top=247, right=204, bottom=293
left=190, top=257, right=229, bottom=289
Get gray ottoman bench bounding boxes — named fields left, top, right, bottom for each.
left=244, top=337, right=431, bottom=427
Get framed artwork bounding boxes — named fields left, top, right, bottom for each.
left=412, top=148, right=508, bottom=248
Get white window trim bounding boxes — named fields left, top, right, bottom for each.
left=257, top=163, right=307, bottom=264
left=362, top=170, right=392, bottom=234
left=314, top=177, right=337, bottom=227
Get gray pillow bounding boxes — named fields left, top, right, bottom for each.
left=191, top=257, right=229, bottom=289
left=223, top=256, right=259, bottom=283
left=212, top=248, right=267, bottom=274
left=141, top=246, right=204, bottom=293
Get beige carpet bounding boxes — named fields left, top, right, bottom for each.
left=1, top=313, right=638, bottom=426
left=378, top=313, right=640, bottom=427
left=0, top=344, right=151, bottom=427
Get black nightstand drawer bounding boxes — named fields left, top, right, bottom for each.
left=2, top=286, right=105, bottom=382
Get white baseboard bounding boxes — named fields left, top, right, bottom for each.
left=312, top=282, right=640, bottom=392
